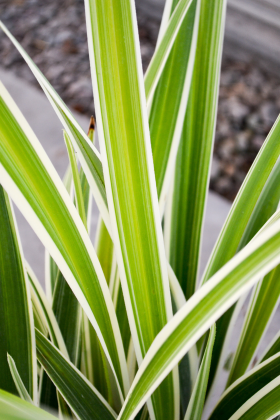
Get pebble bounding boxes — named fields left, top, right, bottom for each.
left=210, top=157, right=220, bottom=179
left=236, top=131, right=250, bottom=151
left=1, top=1, right=280, bottom=202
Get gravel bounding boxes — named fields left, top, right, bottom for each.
left=1, top=0, right=280, bottom=201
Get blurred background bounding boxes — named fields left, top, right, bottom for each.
left=1, top=0, right=280, bottom=201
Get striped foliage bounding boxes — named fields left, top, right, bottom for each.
left=0, top=0, right=280, bottom=419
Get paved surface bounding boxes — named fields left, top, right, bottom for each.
left=2, top=68, right=278, bottom=417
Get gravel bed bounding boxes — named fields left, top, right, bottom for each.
left=1, top=0, right=280, bottom=201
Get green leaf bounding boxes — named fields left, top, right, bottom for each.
left=207, top=157, right=280, bottom=395
left=82, top=316, right=115, bottom=407
left=144, top=0, right=194, bottom=103
left=80, top=173, right=115, bottom=404
left=115, top=278, right=131, bottom=358
left=201, top=80, right=280, bottom=283
left=117, top=218, right=280, bottom=420
left=169, top=264, right=199, bottom=413
left=0, top=186, right=36, bottom=402
left=27, top=263, right=69, bottom=357
left=0, top=22, right=111, bottom=234
left=52, top=271, right=81, bottom=365
left=149, top=0, right=199, bottom=205
left=0, top=81, right=129, bottom=398
left=0, top=389, right=57, bottom=420
left=28, top=264, right=71, bottom=412
left=7, top=355, right=33, bottom=405
left=53, top=123, right=93, bottom=369
left=165, top=0, right=227, bottom=299
left=85, top=0, right=179, bottom=419
left=202, top=114, right=280, bottom=392
left=230, top=378, right=280, bottom=420
left=1, top=1, right=198, bottom=227
left=36, top=329, right=117, bottom=420
left=184, top=324, right=215, bottom=420
left=227, top=264, right=280, bottom=386
left=209, top=352, right=280, bottom=419
left=168, top=264, right=187, bottom=310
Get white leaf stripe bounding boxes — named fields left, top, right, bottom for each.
left=7, top=355, right=34, bottom=405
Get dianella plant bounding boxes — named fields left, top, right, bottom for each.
left=1, top=0, right=280, bottom=419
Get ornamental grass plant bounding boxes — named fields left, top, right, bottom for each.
left=1, top=0, right=280, bottom=419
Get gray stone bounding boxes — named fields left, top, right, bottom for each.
left=236, top=130, right=250, bottom=151
left=228, top=97, right=249, bottom=122
left=45, top=65, right=65, bottom=81
left=260, top=102, right=278, bottom=128
left=210, top=157, right=220, bottom=180
left=54, top=30, right=73, bottom=45
left=247, top=112, right=263, bottom=131
left=219, top=138, right=235, bottom=159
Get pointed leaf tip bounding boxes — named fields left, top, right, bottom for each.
left=88, top=116, right=96, bottom=141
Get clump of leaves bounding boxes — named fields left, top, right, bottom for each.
left=1, top=0, right=280, bottom=419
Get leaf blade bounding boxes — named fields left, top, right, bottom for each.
left=7, top=355, right=33, bottom=405
left=209, top=352, right=280, bottom=420
left=0, top=81, right=128, bottom=397
left=0, top=186, right=36, bottom=402
left=184, top=324, right=215, bottom=420
left=0, top=390, right=57, bottom=420
left=36, top=329, right=117, bottom=420
left=145, top=0, right=194, bottom=103
left=165, top=0, right=227, bottom=299
left=227, top=265, right=280, bottom=386
left=85, top=1, right=178, bottom=419
left=149, top=0, right=200, bottom=209
left=118, top=218, right=280, bottom=420
left=0, top=21, right=111, bottom=234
